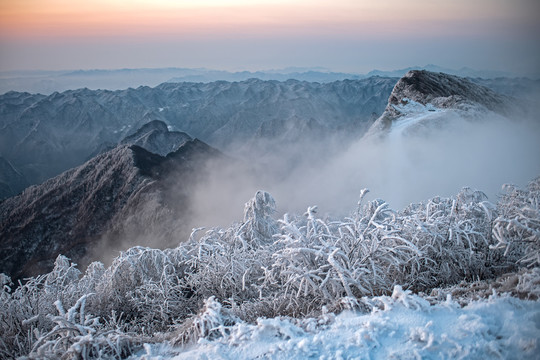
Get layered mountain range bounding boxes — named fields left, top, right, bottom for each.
left=0, top=65, right=517, bottom=95
left=0, top=70, right=534, bottom=281
left=0, top=77, right=397, bottom=198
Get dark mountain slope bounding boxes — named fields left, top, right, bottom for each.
left=0, top=156, right=28, bottom=199
left=0, top=139, right=224, bottom=280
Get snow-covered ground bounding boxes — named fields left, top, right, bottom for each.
left=133, top=288, right=540, bottom=360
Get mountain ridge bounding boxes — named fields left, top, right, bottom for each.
left=0, top=138, right=225, bottom=280
left=0, top=65, right=522, bottom=95
left=365, top=70, right=515, bottom=137
left=0, top=77, right=397, bottom=197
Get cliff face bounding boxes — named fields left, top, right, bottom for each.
left=387, top=70, right=508, bottom=109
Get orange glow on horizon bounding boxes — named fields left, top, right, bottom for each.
left=0, top=0, right=530, bottom=40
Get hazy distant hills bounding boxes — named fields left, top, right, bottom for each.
left=0, top=77, right=397, bottom=197
left=1, top=72, right=537, bottom=200
left=0, top=65, right=521, bottom=95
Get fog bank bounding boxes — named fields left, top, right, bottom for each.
left=188, top=111, right=540, bottom=229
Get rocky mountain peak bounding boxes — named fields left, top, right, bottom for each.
left=130, top=119, right=169, bottom=133
left=386, top=70, right=509, bottom=117
left=366, top=70, right=514, bottom=137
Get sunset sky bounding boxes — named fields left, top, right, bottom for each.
left=1, top=0, right=539, bottom=75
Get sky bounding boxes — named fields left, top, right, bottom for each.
left=0, top=0, right=539, bottom=75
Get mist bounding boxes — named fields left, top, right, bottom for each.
left=187, top=110, right=540, bottom=230
left=88, top=101, right=540, bottom=268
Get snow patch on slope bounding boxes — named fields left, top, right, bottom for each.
left=386, top=98, right=493, bottom=139
left=132, top=289, right=540, bottom=360
left=388, top=98, right=443, bottom=137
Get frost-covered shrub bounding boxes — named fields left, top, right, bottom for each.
left=265, top=187, right=501, bottom=303
left=0, top=251, right=186, bottom=358
left=93, top=246, right=190, bottom=327
left=1, top=183, right=538, bottom=358
left=267, top=201, right=417, bottom=303
left=170, top=296, right=238, bottom=346
left=396, top=187, right=504, bottom=290
left=492, top=177, right=540, bottom=267
left=0, top=255, right=84, bottom=358
left=24, top=295, right=141, bottom=360
left=241, top=190, right=277, bottom=245
left=181, top=228, right=271, bottom=303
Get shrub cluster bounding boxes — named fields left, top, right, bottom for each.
left=1, top=179, right=538, bottom=359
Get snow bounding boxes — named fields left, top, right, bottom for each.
left=392, top=98, right=439, bottom=115
left=2, top=183, right=539, bottom=359
left=131, top=288, right=540, bottom=360
left=388, top=98, right=447, bottom=138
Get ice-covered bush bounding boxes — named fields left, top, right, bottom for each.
left=492, top=177, right=540, bottom=267
left=264, top=186, right=501, bottom=305
left=24, top=294, right=140, bottom=360
left=0, top=255, right=84, bottom=358
left=267, top=200, right=416, bottom=303
left=396, top=187, right=504, bottom=289
left=241, top=190, right=277, bottom=245
left=170, top=296, right=238, bottom=346
left=94, top=246, right=190, bottom=327
left=1, top=183, right=538, bottom=358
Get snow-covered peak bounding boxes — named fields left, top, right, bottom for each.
left=389, top=70, right=508, bottom=109
left=365, top=70, right=514, bottom=138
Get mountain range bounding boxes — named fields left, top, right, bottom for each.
left=0, top=65, right=523, bottom=95
left=0, top=76, right=397, bottom=198
left=0, top=70, right=537, bottom=281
